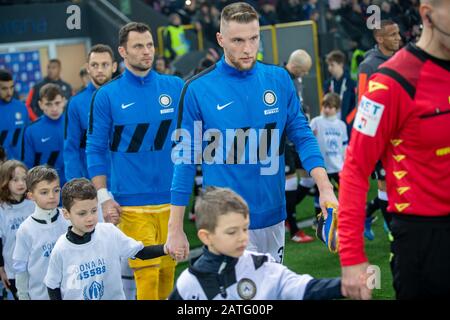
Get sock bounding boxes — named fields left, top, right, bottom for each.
left=366, top=196, right=380, bottom=218
left=379, top=199, right=391, bottom=229
left=285, top=190, right=299, bottom=236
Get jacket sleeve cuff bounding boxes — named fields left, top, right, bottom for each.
left=171, top=191, right=192, bottom=206
left=339, top=253, right=368, bottom=267
left=88, top=165, right=108, bottom=179
left=302, top=156, right=326, bottom=175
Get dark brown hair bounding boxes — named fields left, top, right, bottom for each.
left=39, top=83, right=64, bottom=101
left=195, top=186, right=249, bottom=232
left=0, top=69, right=13, bottom=82
left=62, top=178, right=97, bottom=212
left=26, top=165, right=59, bottom=192
left=88, top=44, right=115, bottom=62
left=373, top=20, right=397, bottom=38
left=0, top=160, right=28, bottom=204
left=119, top=22, right=152, bottom=47
left=48, top=59, right=61, bottom=67
left=322, top=92, right=341, bottom=110
left=326, top=50, right=346, bottom=65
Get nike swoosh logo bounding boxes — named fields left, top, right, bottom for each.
left=41, top=137, right=51, bottom=143
left=121, top=102, right=135, bottom=109
left=217, top=101, right=234, bottom=111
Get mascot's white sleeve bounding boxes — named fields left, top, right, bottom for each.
left=14, top=260, right=30, bottom=300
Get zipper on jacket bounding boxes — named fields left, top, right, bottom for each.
left=217, top=261, right=227, bottom=299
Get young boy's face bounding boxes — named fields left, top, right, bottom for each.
left=322, top=103, right=338, bottom=118
left=28, top=179, right=61, bottom=210
left=327, top=61, right=343, bottom=78
left=39, top=95, right=66, bottom=120
left=63, top=198, right=98, bottom=236
left=200, top=212, right=250, bottom=258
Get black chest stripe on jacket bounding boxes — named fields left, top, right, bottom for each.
left=0, top=130, right=7, bottom=145
left=258, top=122, right=277, bottom=161
left=47, top=151, right=60, bottom=167
left=127, top=123, right=150, bottom=153
left=226, top=127, right=251, bottom=164
left=152, top=120, right=172, bottom=151
left=112, top=121, right=174, bottom=153
left=278, top=129, right=287, bottom=156
left=33, top=153, right=42, bottom=166
left=110, top=125, right=125, bottom=152
left=80, top=129, right=87, bottom=149
left=12, top=128, right=21, bottom=147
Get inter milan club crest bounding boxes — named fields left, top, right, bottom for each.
left=159, top=94, right=172, bottom=107
left=83, top=281, right=104, bottom=300
left=237, top=278, right=257, bottom=300
left=263, top=90, right=277, bottom=106
left=159, top=94, right=174, bottom=114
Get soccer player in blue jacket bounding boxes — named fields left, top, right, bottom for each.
left=86, top=22, right=184, bottom=300
left=0, top=69, right=30, bottom=161
left=167, top=2, right=338, bottom=263
left=64, top=44, right=117, bottom=183
left=23, top=83, right=66, bottom=187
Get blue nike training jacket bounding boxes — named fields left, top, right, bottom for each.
left=87, top=68, right=184, bottom=206
left=171, top=57, right=325, bottom=229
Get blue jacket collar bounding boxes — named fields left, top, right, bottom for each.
left=41, top=114, right=64, bottom=123
left=0, top=98, right=15, bottom=107
left=86, top=82, right=96, bottom=92
left=123, top=68, right=155, bottom=85
left=217, top=56, right=258, bottom=78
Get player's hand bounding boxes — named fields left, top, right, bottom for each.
left=341, top=262, right=372, bottom=300
left=102, top=199, right=122, bottom=225
left=318, top=186, right=338, bottom=219
left=173, top=249, right=186, bottom=262
left=0, top=267, right=11, bottom=289
left=166, top=228, right=189, bottom=261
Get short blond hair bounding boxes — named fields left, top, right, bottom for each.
left=220, top=2, right=259, bottom=27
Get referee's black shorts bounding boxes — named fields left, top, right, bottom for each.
left=389, top=213, right=450, bottom=299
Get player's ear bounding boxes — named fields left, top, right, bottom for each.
left=112, top=61, right=118, bottom=73
left=38, top=99, right=44, bottom=112
left=216, top=32, right=224, bottom=48
left=197, top=229, right=212, bottom=246
left=118, top=46, right=127, bottom=59
left=26, top=191, right=34, bottom=201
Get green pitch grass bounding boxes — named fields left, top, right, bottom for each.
left=175, top=179, right=395, bottom=300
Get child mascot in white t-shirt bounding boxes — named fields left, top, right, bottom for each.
left=169, top=186, right=346, bottom=300
left=44, top=178, right=171, bottom=300
left=13, top=165, right=68, bottom=300
left=0, top=160, right=35, bottom=300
